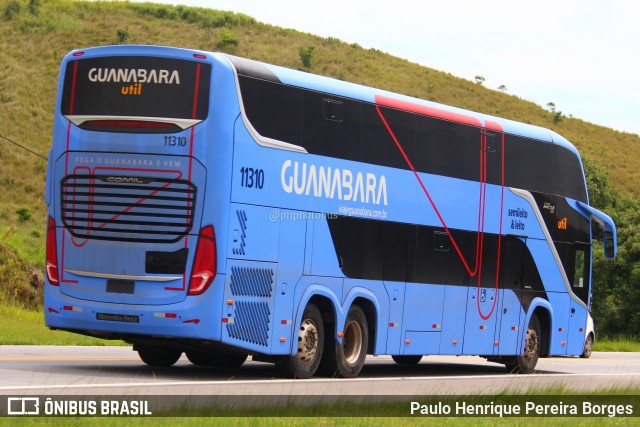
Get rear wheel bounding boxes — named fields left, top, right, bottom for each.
left=186, top=351, right=248, bottom=369
left=320, top=305, right=368, bottom=378
left=278, top=303, right=324, bottom=378
left=392, top=355, right=422, bottom=365
left=505, top=314, right=541, bottom=374
left=136, top=346, right=182, bottom=367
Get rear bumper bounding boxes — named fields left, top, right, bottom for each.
left=44, top=274, right=225, bottom=342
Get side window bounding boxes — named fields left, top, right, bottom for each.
left=572, top=245, right=591, bottom=305
left=573, top=249, right=586, bottom=289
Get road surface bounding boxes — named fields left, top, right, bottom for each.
left=1, top=346, right=639, bottom=397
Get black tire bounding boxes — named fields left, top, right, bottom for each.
left=186, top=351, right=248, bottom=368
left=320, top=305, right=368, bottom=378
left=505, top=314, right=541, bottom=374
left=392, top=355, right=422, bottom=365
left=580, top=334, right=594, bottom=359
left=278, top=303, right=324, bottom=379
left=137, top=346, right=182, bottom=367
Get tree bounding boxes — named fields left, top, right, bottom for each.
left=116, top=28, right=129, bottom=44
left=498, top=85, right=507, bottom=92
left=474, top=75, right=485, bottom=85
left=299, top=46, right=315, bottom=70
left=546, top=102, right=556, bottom=113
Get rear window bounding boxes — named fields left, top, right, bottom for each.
left=61, top=56, right=211, bottom=121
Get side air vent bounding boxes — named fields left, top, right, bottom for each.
left=227, top=301, right=271, bottom=346
left=229, top=266, right=274, bottom=297
left=61, top=174, right=196, bottom=243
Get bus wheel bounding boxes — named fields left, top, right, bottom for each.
left=136, top=346, right=182, bottom=367
left=392, top=355, right=422, bottom=365
left=581, top=334, right=594, bottom=358
left=321, top=305, right=368, bottom=378
left=506, top=314, right=541, bottom=374
left=186, top=351, right=248, bottom=369
left=278, top=303, right=324, bottom=379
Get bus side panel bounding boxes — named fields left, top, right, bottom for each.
left=384, top=281, right=405, bottom=355
left=463, top=287, right=498, bottom=356
left=400, top=284, right=445, bottom=355
left=309, top=215, right=345, bottom=278
left=546, top=292, right=570, bottom=355
left=494, top=289, right=524, bottom=355
left=269, top=211, right=307, bottom=354
left=567, top=300, right=588, bottom=355
left=440, top=285, right=468, bottom=355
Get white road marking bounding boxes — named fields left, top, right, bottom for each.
left=0, top=372, right=639, bottom=391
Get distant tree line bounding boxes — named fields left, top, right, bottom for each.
left=584, top=158, right=640, bottom=338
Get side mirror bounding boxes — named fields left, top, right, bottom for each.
left=603, top=231, right=615, bottom=259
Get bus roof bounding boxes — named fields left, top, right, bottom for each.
left=223, top=53, right=581, bottom=158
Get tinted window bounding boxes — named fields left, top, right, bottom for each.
left=238, top=76, right=587, bottom=202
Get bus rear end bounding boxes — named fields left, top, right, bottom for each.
left=44, top=46, right=238, bottom=366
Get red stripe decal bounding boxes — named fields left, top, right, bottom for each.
left=375, top=94, right=482, bottom=127
left=69, top=61, right=79, bottom=115
left=375, top=101, right=505, bottom=320
left=192, top=63, right=201, bottom=120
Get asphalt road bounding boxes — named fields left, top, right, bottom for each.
left=1, top=346, right=639, bottom=397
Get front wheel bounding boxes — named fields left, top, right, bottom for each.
left=136, top=346, right=182, bottom=367
left=506, top=314, right=541, bottom=374
left=321, top=305, right=368, bottom=378
left=278, top=303, right=324, bottom=378
left=581, top=334, right=594, bottom=358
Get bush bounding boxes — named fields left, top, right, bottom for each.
left=4, top=0, right=21, bottom=20
left=218, top=28, right=238, bottom=50
left=299, top=46, right=315, bottom=69
left=116, top=28, right=129, bottom=44
left=16, top=208, right=32, bottom=222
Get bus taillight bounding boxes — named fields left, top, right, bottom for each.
left=46, top=217, right=59, bottom=286
left=188, top=225, right=216, bottom=296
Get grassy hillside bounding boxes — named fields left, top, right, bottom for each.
left=0, top=1, right=638, bottom=334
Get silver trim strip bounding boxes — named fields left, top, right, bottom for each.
left=223, top=56, right=308, bottom=153
left=509, top=188, right=587, bottom=309
left=65, top=269, right=182, bottom=282
left=65, top=115, right=202, bottom=130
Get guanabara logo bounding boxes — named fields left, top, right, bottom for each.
left=87, top=68, right=181, bottom=85
left=280, top=160, right=388, bottom=206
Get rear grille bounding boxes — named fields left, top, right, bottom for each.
left=61, top=174, right=196, bottom=243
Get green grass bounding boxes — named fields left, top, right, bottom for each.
left=594, top=336, right=640, bottom=352
left=0, top=305, right=124, bottom=345
left=0, top=417, right=635, bottom=426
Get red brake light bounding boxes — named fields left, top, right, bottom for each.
left=46, top=217, right=59, bottom=285
left=188, top=225, right=216, bottom=296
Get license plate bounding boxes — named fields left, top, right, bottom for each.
left=96, top=313, right=139, bottom=323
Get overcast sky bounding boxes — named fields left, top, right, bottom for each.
left=138, top=0, right=640, bottom=135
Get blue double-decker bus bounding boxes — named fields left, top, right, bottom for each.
left=44, top=45, right=617, bottom=378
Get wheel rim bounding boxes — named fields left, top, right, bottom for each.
left=297, top=319, right=319, bottom=364
left=343, top=320, right=363, bottom=365
left=585, top=336, right=593, bottom=356
left=524, top=325, right=539, bottom=361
